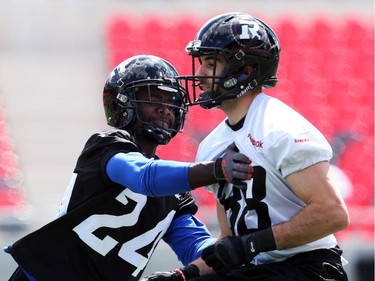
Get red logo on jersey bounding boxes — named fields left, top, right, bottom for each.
left=247, top=133, right=263, bottom=148
left=294, top=138, right=310, bottom=143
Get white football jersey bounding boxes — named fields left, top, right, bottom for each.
left=196, top=93, right=337, bottom=265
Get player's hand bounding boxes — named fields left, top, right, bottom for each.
left=201, top=229, right=276, bottom=273
left=201, top=235, right=254, bottom=273
left=140, top=270, right=183, bottom=281
left=214, top=142, right=253, bottom=189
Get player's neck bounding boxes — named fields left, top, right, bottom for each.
left=133, top=133, right=157, bottom=158
left=222, top=91, right=260, bottom=125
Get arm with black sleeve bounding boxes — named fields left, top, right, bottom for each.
left=106, top=143, right=254, bottom=196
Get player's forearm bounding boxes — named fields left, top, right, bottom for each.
left=275, top=162, right=350, bottom=249
left=106, top=152, right=222, bottom=196
left=188, top=161, right=218, bottom=189
left=106, top=152, right=191, bottom=196
left=272, top=200, right=349, bottom=249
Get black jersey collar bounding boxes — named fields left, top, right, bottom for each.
left=225, top=115, right=246, bottom=131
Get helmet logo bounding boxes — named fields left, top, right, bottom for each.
left=238, top=20, right=262, bottom=40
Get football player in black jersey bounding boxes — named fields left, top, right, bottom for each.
left=4, top=55, right=254, bottom=281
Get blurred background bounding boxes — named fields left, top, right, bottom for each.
left=0, top=0, right=373, bottom=280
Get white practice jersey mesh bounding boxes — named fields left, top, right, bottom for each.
left=196, top=93, right=337, bottom=265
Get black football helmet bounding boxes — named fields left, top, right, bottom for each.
left=180, top=12, right=281, bottom=109
left=103, top=55, right=188, bottom=144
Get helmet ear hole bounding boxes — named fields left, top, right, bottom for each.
left=243, top=65, right=254, bottom=75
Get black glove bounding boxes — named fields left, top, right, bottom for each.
left=214, top=142, right=253, bottom=189
left=141, top=264, right=199, bottom=281
left=202, top=228, right=276, bottom=273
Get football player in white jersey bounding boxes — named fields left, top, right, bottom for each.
left=143, top=13, right=350, bottom=281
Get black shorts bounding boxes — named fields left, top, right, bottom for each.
left=190, top=247, right=348, bottom=281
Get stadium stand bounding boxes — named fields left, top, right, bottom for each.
left=0, top=97, right=31, bottom=231
left=104, top=15, right=374, bottom=242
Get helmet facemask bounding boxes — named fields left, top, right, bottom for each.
left=180, top=47, right=258, bottom=109
left=118, top=81, right=188, bottom=145
left=103, top=55, right=188, bottom=145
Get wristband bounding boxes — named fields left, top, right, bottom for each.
left=181, top=264, right=199, bottom=280
left=251, top=228, right=277, bottom=253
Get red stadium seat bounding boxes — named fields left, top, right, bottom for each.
left=0, top=99, right=31, bottom=230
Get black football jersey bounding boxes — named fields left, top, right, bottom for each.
left=7, top=129, right=198, bottom=281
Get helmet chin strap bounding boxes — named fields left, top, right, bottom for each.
left=143, top=124, right=173, bottom=145
left=198, top=74, right=250, bottom=109
left=135, top=108, right=173, bottom=145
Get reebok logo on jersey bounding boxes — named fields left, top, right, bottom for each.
left=247, top=133, right=263, bottom=148
left=294, top=138, right=310, bottom=143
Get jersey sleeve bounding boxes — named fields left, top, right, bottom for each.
left=106, top=152, right=192, bottom=196
left=163, top=214, right=216, bottom=266
left=268, top=124, right=333, bottom=178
